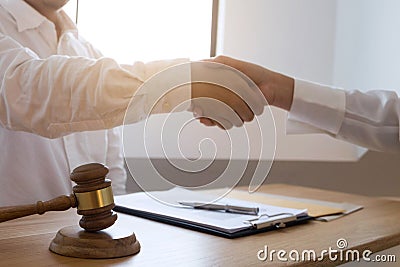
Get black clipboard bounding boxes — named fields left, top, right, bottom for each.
left=113, top=205, right=312, bottom=239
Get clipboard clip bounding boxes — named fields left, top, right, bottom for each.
left=244, top=213, right=297, bottom=229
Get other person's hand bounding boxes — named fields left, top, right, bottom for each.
left=210, top=56, right=295, bottom=111
left=190, top=61, right=266, bottom=129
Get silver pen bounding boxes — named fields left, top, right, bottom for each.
left=179, top=201, right=259, bottom=215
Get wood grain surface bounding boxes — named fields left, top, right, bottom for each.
left=1, top=184, right=399, bottom=266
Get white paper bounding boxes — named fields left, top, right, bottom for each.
left=115, top=187, right=307, bottom=233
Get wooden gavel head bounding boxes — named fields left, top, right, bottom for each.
left=0, top=163, right=118, bottom=233
left=70, top=163, right=117, bottom=232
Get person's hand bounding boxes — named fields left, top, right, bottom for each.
left=191, top=82, right=254, bottom=129
left=210, top=56, right=295, bottom=111
left=190, top=61, right=265, bottom=129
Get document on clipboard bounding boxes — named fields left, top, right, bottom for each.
left=114, top=187, right=311, bottom=238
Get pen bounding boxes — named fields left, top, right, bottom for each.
left=179, top=201, right=259, bottom=215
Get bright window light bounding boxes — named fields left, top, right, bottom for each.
left=65, top=0, right=213, bottom=63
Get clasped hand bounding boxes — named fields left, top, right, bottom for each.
left=189, top=61, right=266, bottom=129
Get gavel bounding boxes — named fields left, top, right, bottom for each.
left=0, top=163, right=140, bottom=259
left=0, top=163, right=116, bottom=232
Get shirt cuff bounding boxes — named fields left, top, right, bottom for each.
left=287, top=79, right=346, bottom=135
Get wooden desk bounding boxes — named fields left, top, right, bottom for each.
left=1, top=184, right=399, bottom=266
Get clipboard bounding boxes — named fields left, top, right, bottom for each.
left=114, top=188, right=312, bottom=238
left=113, top=205, right=311, bottom=238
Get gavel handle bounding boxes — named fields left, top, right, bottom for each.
left=0, top=194, right=77, bottom=223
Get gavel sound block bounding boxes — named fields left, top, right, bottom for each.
left=0, top=163, right=140, bottom=259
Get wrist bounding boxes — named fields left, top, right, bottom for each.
left=266, top=72, right=294, bottom=111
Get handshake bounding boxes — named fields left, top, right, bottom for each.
left=126, top=56, right=295, bottom=132
left=184, top=56, right=294, bottom=129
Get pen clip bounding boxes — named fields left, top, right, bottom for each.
left=244, top=213, right=296, bottom=229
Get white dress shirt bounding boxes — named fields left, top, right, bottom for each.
left=287, top=79, right=400, bottom=153
left=0, top=0, right=189, bottom=205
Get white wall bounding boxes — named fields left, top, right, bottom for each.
left=217, top=0, right=359, bottom=161
left=334, top=0, right=400, bottom=91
